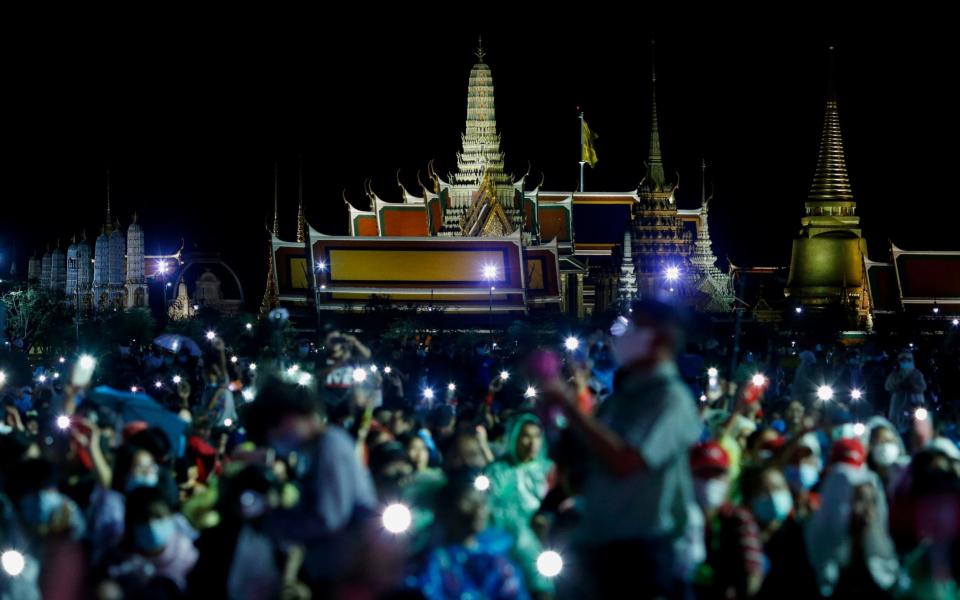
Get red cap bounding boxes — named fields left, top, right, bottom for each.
left=830, top=438, right=866, bottom=468
left=690, top=441, right=730, bottom=475
left=122, top=421, right=150, bottom=442
left=760, top=435, right=786, bottom=453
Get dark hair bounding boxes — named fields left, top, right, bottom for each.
left=739, top=464, right=779, bottom=502
left=127, top=427, right=172, bottom=464
left=241, top=376, right=323, bottom=444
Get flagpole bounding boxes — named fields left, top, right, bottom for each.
left=579, top=110, right=585, bottom=192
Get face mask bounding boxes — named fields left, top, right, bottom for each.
left=611, top=325, right=656, bottom=366
left=693, top=478, right=729, bottom=510
left=23, top=490, right=64, bottom=526
left=127, top=471, right=159, bottom=492
left=134, top=517, right=175, bottom=553
left=752, top=489, right=793, bottom=525
left=871, top=442, right=900, bottom=467
left=785, top=464, right=820, bottom=491
left=899, top=360, right=913, bottom=370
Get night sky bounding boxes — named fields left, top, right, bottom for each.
left=5, top=19, right=958, bottom=309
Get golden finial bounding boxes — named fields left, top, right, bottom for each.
left=475, top=36, right=486, bottom=62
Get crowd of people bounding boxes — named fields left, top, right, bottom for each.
left=1, top=300, right=959, bottom=599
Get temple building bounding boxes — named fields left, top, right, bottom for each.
left=125, top=213, right=148, bottom=308
left=785, top=49, right=870, bottom=323
left=268, top=41, right=732, bottom=318
left=50, top=243, right=66, bottom=292
left=27, top=253, right=41, bottom=283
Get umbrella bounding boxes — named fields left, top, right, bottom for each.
left=153, top=334, right=202, bottom=357
left=86, top=385, right=188, bottom=456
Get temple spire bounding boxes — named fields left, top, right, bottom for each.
left=272, top=160, right=280, bottom=236
left=475, top=35, right=485, bottom=63
left=808, top=46, right=853, bottom=202
left=296, top=155, right=306, bottom=243
left=646, top=37, right=666, bottom=191
left=105, top=168, right=113, bottom=233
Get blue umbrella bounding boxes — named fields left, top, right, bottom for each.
left=152, top=334, right=202, bottom=357
left=86, top=385, right=188, bottom=456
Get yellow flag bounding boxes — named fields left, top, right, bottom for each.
left=581, top=119, right=599, bottom=167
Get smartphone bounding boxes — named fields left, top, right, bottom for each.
left=71, top=357, right=96, bottom=387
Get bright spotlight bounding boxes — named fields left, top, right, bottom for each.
left=1, top=550, right=25, bottom=577
left=223, top=418, right=234, bottom=428
left=500, top=370, right=510, bottom=381
left=316, top=260, right=327, bottom=271
left=474, top=475, right=491, bottom=492
left=249, top=363, right=257, bottom=372
left=751, top=373, right=766, bottom=387
left=664, top=266, right=680, bottom=281
left=795, top=306, right=803, bottom=314
left=245, top=323, right=253, bottom=330
left=482, top=264, right=498, bottom=280
left=369, top=364, right=378, bottom=373
left=850, top=389, right=863, bottom=401
left=915, top=407, right=928, bottom=421
left=0, top=371, right=6, bottom=386
left=352, top=368, right=368, bottom=383
left=230, top=356, right=238, bottom=364
left=423, top=387, right=435, bottom=400
left=853, top=422, right=866, bottom=436
left=78, top=354, right=95, bottom=370
left=241, top=388, right=256, bottom=401
left=37, top=375, right=47, bottom=384
left=154, top=381, right=162, bottom=389
left=536, top=550, right=564, bottom=578
left=297, top=373, right=312, bottom=386
left=205, top=331, right=216, bottom=341
left=58, top=357, right=66, bottom=364
left=130, top=386, right=138, bottom=393
left=447, top=382, right=456, bottom=392
left=816, top=385, right=834, bottom=402
left=382, top=503, right=412, bottom=534
left=707, top=367, right=719, bottom=378
left=524, top=386, right=537, bottom=399
left=56, top=415, right=71, bottom=430
left=564, top=336, right=580, bottom=351
left=383, top=366, right=392, bottom=374
left=172, top=375, right=182, bottom=384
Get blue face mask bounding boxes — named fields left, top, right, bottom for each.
left=134, top=517, right=175, bottom=553
left=127, top=471, right=159, bottom=492
left=784, top=464, right=819, bottom=491
left=21, top=490, right=63, bottom=526
left=899, top=360, right=913, bottom=370
left=752, top=490, right=793, bottom=525
left=770, top=419, right=787, bottom=434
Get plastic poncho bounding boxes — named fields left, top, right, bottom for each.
left=487, top=414, right=554, bottom=595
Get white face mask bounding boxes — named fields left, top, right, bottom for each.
left=693, top=478, right=729, bottom=510
left=871, top=442, right=900, bottom=467
left=611, top=324, right=655, bottom=366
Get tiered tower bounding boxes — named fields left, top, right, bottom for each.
left=689, top=160, right=734, bottom=310
left=617, top=227, right=639, bottom=309
left=76, top=232, right=93, bottom=311
left=40, top=248, right=52, bottom=290
left=50, top=242, right=67, bottom=293
left=109, top=221, right=126, bottom=308
left=126, top=213, right=147, bottom=308
left=66, top=236, right=79, bottom=298
left=27, top=253, right=41, bottom=284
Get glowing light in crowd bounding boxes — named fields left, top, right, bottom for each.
left=241, top=389, right=256, bottom=401
left=751, top=373, right=766, bottom=387
left=853, top=422, right=866, bottom=437
left=448, top=383, right=456, bottom=392
left=173, top=375, right=182, bottom=384
left=297, top=373, right=312, bottom=386
left=707, top=367, right=719, bottom=378
left=953, top=319, right=959, bottom=326
left=58, top=356, right=66, bottom=364
left=154, top=381, right=162, bottom=389
left=699, top=394, right=707, bottom=402
left=915, top=407, right=928, bottom=421
left=795, top=306, right=803, bottom=314
left=1, top=550, right=25, bottom=577
left=245, top=323, right=253, bottom=330
left=130, top=386, right=138, bottom=393
left=52, top=373, right=59, bottom=380
left=384, top=366, right=392, bottom=374
left=37, top=375, right=47, bottom=384
left=249, top=363, right=257, bottom=372
left=56, top=415, right=71, bottom=430
left=664, top=266, right=680, bottom=281
left=564, top=336, right=580, bottom=351
left=816, top=385, right=834, bottom=402
left=382, top=503, right=412, bottom=534
left=352, top=368, right=368, bottom=383
left=223, top=418, right=233, bottom=428
left=205, top=331, right=216, bottom=341
left=524, top=386, right=537, bottom=399
left=286, top=365, right=300, bottom=376
left=230, top=356, right=238, bottom=364
left=474, top=475, right=491, bottom=492
left=0, top=371, right=6, bottom=386
left=482, top=265, right=498, bottom=280
left=423, top=387, right=435, bottom=401
left=500, top=370, right=510, bottom=381
left=932, top=306, right=940, bottom=314
left=850, top=388, right=863, bottom=401
left=536, top=550, right=564, bottom=578
left=369, top=364, right=378, bottom=373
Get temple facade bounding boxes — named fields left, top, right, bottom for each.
left=267, top=41, right=733, bottom=318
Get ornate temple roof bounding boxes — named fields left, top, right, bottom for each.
left=641, top=39, right=667, bottom=194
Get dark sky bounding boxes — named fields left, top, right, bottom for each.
left=5, top=17, right=958, bottom=308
